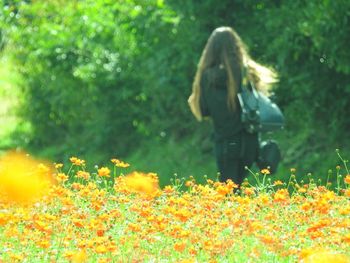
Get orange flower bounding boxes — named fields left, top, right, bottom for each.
left=258, top=234, right=276, bottom=244
left=344, top=175, right=350, bottom=184
left=36, top=240, right=50, bottom=249
left=73, top=219, right=84, bottom=228
left=301, top=202, right=312, bottom=212
left=244, top=187, right=255, bottom=196
left=0, top=213, right=9, bottom=226
left=345, top=189, right=350, bottom=197
left=98, top=167, right=111, bottom=177
left=111, top=158, right=130, bottom=168
left=76, top=171, right=90, bottom=180
left=127, top=223, right=141, bottom=232
left=57, top=173, right=68, bottom=183
left=274, top=189, right=289, bottom=202
left=273, top=180, right=283, bottom=186
left=216, top=185, right=230, bottom=196
left=163, top=185, right=175, bottom=194
left=174, top=241, right=186, bottom=252
left=185, top=180, right=194, bottom=187
left=343, top=234, right=350, bottom=244
left=69, top=157, right=86, bottom=166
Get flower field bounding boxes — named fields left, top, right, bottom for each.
left=0, top=152, right=349, bottom=262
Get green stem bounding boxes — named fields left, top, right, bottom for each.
left=336, top=169, right=341, bottom=195
left=66, top=164, right=74, bottom=177
left=286, top=174, right=294, bottom=191
left=336, top=149, right=349, bottom=174
left=326, top=170, right=332, bottom=189
left=245, top=166, right=261, bottom=188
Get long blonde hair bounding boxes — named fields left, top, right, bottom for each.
left=188, top=26, right=278, bottom=121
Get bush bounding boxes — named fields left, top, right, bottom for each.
left=0, top=0, right=183, bottom=161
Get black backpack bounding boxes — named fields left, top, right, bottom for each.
left=237, top=68, right=285, bottom=134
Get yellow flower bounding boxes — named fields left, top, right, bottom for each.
left=298, top=187, right=307, bottom=193
left=0, top=151, right=54, bottom=205
left=69, top=157, right=86, bottom=166
left=244, top=187, right=255, bottom=196
left=163, top=185, right=175, bottom=194
left=216, top=185, right=230, bottom=196
left=274, top=189, right=289, bottom=202
left=98, top=167, right=110, bottom=177
left=95, top=245, right=108, bottom=254
left=56, top=173, right=68, bottom=183
left=111, top=158, right=130, bottom=168
left=261, top=168, right=270, bottom=175
left=345, top=189, right=350, bottom=197
left=71, top=250, right=88, bottom=263
left=185, top=180, right=193, bottom=187
left=344, top=175, right=350, bottom=184
left=9, top=253, right=24, bottom=261
left=273, top=180, right=283, bottom=186
left=55, top=163, right=63, bottom=169
left=123, top=171, right=159, bottom=196
left=301, top=248, right=350, bottom=263
left=76, top=171, right=90, bottom=180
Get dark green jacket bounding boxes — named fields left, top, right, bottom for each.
left=200, top=66, right=243, bottom=142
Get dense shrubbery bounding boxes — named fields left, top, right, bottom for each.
left=1, top=0, right=350, bottom=176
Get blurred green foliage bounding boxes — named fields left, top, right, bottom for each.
left=1, top=0, right=350, bottom=183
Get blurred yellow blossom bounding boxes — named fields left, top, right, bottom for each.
left=300, top=248, right=350, bottom=263
left=71, top=250, right=88, bottom=263
left=122, top=171, right=159, bottom=196
left=0, top=151, right=54, bottom=205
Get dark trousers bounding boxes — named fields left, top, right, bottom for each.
left=215, top=132, right=259, bottom=185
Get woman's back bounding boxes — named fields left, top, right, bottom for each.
left=200, top=66, right=243, bottom=142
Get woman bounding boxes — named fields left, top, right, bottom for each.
left=188, top=26, right=277, bottom=186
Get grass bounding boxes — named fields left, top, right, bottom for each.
left=126, top=136, right=218, bottom=187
